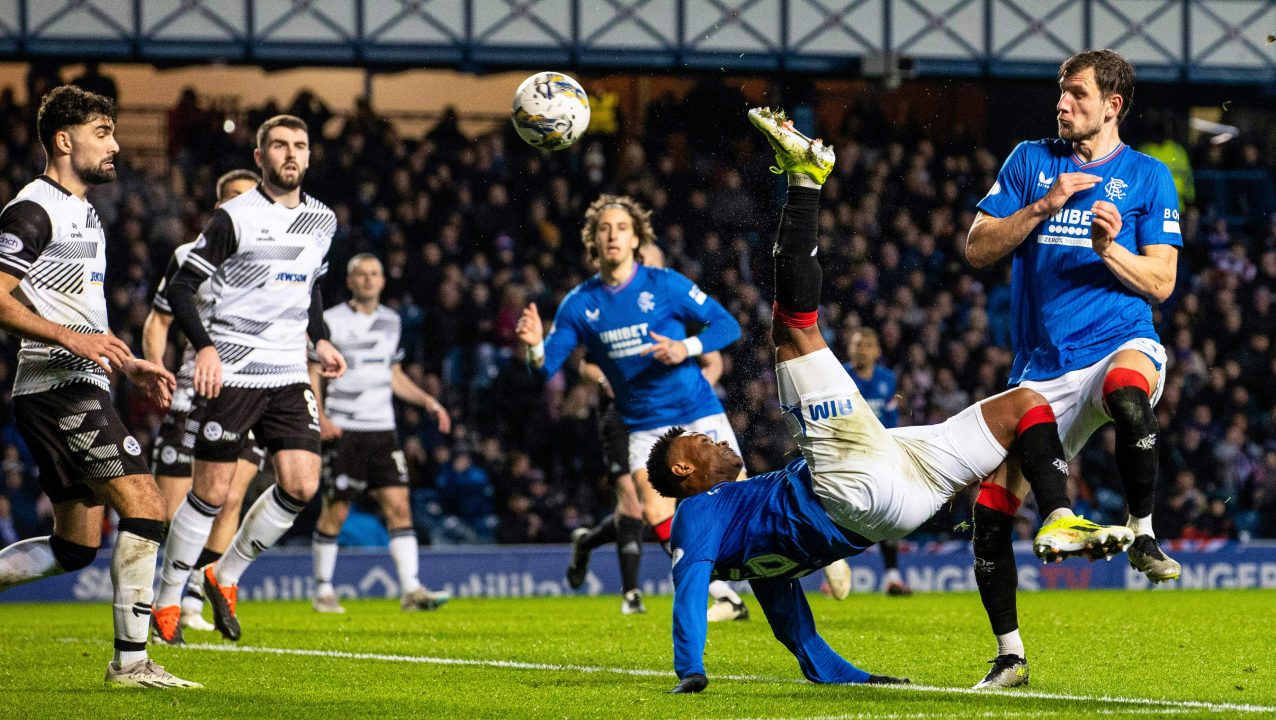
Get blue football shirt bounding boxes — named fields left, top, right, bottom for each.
left=845, top=363, right=898, bottom=428
left=977, top=139, right=1181, bottom=384
left=539, top=264, right=740, bottom=430
left=670, top=457, right=872, bottom=682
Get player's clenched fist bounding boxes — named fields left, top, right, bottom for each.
left=1040, top=172, right=1102, bottom=214
left=1089, top=200, right=1122, bottom=256
left=515, top=302, right=544, bottom=346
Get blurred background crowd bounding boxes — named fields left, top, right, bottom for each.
left=0, top=67, right=1273, bottom=552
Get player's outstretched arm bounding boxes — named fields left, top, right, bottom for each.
left=517, top=300, right=580, bottom=377
left=670, top=556, right=714, bottom=692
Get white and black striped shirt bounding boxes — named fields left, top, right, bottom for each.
left=322, top=302, right=403, bottom=432
left=0, top=177, right=111, bottom=396
left=165, top=187, right=335, bottom=389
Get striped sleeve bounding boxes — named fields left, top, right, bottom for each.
left=0, top=201, right=52, bottom=281
left=181, top=208, right=237, bottom=278
left=151, top=254, right=181, bottom=313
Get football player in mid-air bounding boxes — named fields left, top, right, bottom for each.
left=517, top=194, right=749, bottom=619
left=309, top=252, right=452, bottom=614
left=653, top=107, right=1134, bottom=694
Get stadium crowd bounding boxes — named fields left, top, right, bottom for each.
left=0, top=77, right=1273, bottom=549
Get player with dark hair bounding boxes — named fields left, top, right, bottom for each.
left=154, top=114, right=346, bottom=642
left=655, top=107, right=1133, bottom=694
left=0, top=85, right=198, bottom=688
left=517, top=194, right=749, bottom=618
left=144, top=169, right=265, bottom=642
left=964, top=49, right=1182, bottom=686
left=309, top=252, right=452, bottom=614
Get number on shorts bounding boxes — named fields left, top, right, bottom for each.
left=744, top=553, right=800, bottom=578
left=391, top=450, right=408, bottom=476
left=303, top=389, right=319, bottom=422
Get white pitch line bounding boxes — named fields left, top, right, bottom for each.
left=730, top=709, right=1205, bottom=720
left=168, top=642, right=1276, bottom=715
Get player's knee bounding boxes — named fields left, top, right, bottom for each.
left=49, top=535, right=98, bottom=572
left=1103, top=371, right=1156, bottom=436
left=1010, top=387, right=1047, bottom=412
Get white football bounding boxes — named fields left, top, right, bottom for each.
left=511, top=71, right=590, bottom=151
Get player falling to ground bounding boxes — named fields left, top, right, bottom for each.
left=964, top=50, right=1182, bottom=686
left=144, top=169, right=268, bottom=643
left=154, top=114, right=346, bottom=642
left=0, top=85, right=198, bottom=688
left=566, top=241, right=732, bottom=616
left=517, top=195, right=750, bottom=619
left=651, top=107, right=1134, bottom=694
left=309, top=253, right=452, bottom=614
left=822, top=327, right=912, bottom=599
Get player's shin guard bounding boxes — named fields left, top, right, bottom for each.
left=772, top=186, right=821, bottom=318
left=113, top=518, right=165, bottom=665
left=616, top=515, right=643, bottom=593
left=973, top=488, right=1021, bottom=647
left=217, top=485, right=306, bottom=585
left=156, top=492, right=221, bottom=608
left=1103, top=370, right=1158, bottom=520
left=1015, top=406, right=1070, bottom=518
left=388, top=528, right=420, bottom=595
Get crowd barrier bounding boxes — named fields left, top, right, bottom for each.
left=4, top=540, right=1274, bottom=603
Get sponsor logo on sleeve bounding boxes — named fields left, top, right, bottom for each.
left=0, top=232, right=23, bottom=254
left=688, top=286, right=707, bottom=305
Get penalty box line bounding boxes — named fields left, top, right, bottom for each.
left=175, top=642, right=1275, bottom=714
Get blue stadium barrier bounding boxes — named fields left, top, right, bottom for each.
left=4, top=541, right=1274, bottom=603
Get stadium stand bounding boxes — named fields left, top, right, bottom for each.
left=0, top=78, right=1273, bottom=548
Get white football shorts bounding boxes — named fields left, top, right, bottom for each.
left=777, top=348, right=1007, bottom=542
left=1018, top=337, right=1167, bottom=459
left=629, top=412, right=741, bottom=475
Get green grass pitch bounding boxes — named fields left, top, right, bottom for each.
left=1, top=589, right=1272, bottom=719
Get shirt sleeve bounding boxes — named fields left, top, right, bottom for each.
left=537, top=297, right=581, bottom=378
left=665, top=271, right=741, bottom=354
left=976, top=142, right=1032, bottom=219
left=670, top=504, right=717, bottom=679
left=748, top=576, right=871, bottom=684
left=166, top=209, right=237, bottom=351
left=0, top=200, right=53, bottom=281
left=151, top=255, right=181, bottom=314
left=1135, top=161, right=1184, bottom=249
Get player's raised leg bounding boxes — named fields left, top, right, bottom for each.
left=1103, top=353, right=1179, bottom=582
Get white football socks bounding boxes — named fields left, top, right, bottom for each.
left=156, top=493, right=220, bottom=608
left=217, top=485, right=305, bottom=586
left=389, top=530, right=420, bottom=595
left=0, top=537, right=61, bottom=591
left=113, top=527, right=162, bottom=666
left=1128, top=514, right=1154, bottom=538
left=996, top=629, right=1025, bottom=659
left=312, top=531, right=339, bottom=597
left=708, top=580, right=742, bottom=605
